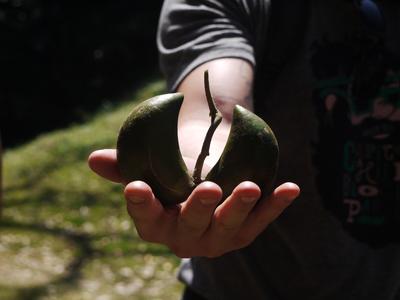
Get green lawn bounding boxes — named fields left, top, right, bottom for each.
left=0, top=80, right=184, bottom=300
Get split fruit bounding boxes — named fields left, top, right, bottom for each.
left=116, top=71, right=279, bottom=206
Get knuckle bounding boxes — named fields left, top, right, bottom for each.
left=215, top=220, right=238, bottom=233
left=179, top=217, right=205, bottom=233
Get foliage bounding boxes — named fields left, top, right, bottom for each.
left=1, top=0, right=164, bottom=147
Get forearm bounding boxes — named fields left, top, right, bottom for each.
left=177, top=58, right=254, bottom=176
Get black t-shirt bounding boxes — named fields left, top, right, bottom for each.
left=158, top=0, right=400, bottom=298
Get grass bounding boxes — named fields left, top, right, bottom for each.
left=0, top=79, right=184, bottom=300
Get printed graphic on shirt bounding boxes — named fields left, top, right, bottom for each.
left=310, top=35, right=400, bottom=246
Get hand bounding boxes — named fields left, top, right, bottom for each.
left=88, top=149, right=300, bottom=258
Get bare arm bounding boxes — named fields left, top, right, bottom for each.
left=177, top=58, right=254, bottom=177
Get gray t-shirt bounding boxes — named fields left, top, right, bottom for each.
left=157, top=0, right=400, bottom=299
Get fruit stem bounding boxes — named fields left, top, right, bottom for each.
left=193, top=70, right=223, bottom=184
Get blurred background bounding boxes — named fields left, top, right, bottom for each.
left=1, top=0, right=184, bottom=299
left=1, top=0, right=163, bottom=148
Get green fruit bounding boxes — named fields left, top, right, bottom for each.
left=117, top=93, right=195, bottom=206
left=206, top=105, right=278, bottom=200
left=117, top=76, right=279, bottom=206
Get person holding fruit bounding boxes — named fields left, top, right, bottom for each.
left=89, top=0, right=400, bottom=299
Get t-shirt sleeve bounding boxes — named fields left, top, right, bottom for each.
left=157, top=0, right=270, bottom=91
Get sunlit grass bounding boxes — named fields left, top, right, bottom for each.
left=0, top=79, right=184, bottom=299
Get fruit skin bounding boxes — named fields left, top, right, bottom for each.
left=117, top=93, right=195, bottom=206
left=117, top=93, right=279, bottom=206
left=206, top=105, right=279, bottom=200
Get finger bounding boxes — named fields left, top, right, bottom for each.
left=88, top=149, right=123, bottom=183
left=242, top=182, right=300, bottom=236
left=124, top=181, right=170, bottom=243
left=177, top=181, right=222, bottom=238
left=208, top=181, right=261, bottom=239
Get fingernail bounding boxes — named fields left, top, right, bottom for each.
left=241, top=196, right=257, bottom=203
left=200, top=198, right=217, bottom=205
left=128, top=196, right=145, bottom=204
